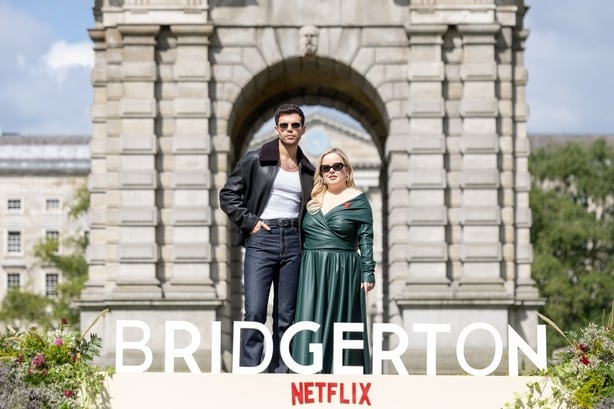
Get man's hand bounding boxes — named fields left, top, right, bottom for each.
left=250, top=220, right=271, bottom=234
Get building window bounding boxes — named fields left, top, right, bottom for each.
left=7, top=231, right=22, bottom=254
left=45, top=273, right=59, bottom=297
left=46, top=198, right=60, bottom=211
left=7, top=199, right=22, bottom=212
left=7, top=273, right=21, bottom=289
left=46, top=230, right=60, bottom=253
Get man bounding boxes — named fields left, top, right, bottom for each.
left=220, top=104, right=315, bottom=373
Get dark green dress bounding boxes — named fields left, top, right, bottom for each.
left=292, top=192, right=375, bottom=374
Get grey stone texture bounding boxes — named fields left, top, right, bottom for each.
left=82, top=0, right=541, bottom=374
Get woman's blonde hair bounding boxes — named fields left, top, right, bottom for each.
left=306, top=147, right=357, bottom=214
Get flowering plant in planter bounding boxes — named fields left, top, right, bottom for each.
left=0, top=310, right=113, bottom=409
left=504, top=303, right=614, bottom=409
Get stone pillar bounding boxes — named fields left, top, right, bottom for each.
left=110, top=25, right=162, bottom=299
left=403, top=24, right=450, bottom=296
left=497, top=24, right=517, bottom=294
left=397, top=16, right=540, bottom=374
left=80, top=21, right=223, bottom=371
left=159, top=25, right=216, bottom=299
left=456, top=23, right=506, bottom=295
left=83, top=27, right=109, bottom=301
left=509, top=27, right=537, bottom=299
left=442, top=26, right=464, bottom=292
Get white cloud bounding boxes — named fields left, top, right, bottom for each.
left=42, top=41, right=94, bottom=87
left=44, top=41, right=94, bottom=70
left=0, top=2, right=92, bottom=135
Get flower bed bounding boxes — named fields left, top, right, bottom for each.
left=504, top=304, right=614, bottom=409
left=0, top=310, right=113, bottom=409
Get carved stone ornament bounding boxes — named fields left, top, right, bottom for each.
left=300, top=25, right=319, bottom=56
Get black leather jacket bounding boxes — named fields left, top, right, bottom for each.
left=219, top=138, right=316, bottom=246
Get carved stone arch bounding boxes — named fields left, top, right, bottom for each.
left=223, top=57, right=388, bottom=159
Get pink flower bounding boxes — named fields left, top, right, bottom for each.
left=64, top=389, right=74, bottom=398
left=31, top=353, right=45, bottom=368
left=54, top=337, right=63, bottom=346
left=580, top=355, right=590, bottom=365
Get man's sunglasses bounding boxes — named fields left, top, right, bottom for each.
left=277, top=122, right=302, bottom=130
left=320, top=162, right=345, bottom=173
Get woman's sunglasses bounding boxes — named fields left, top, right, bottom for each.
left=277, top=122, right=302, bottom=130
left=320, top=162, right=345, bottom=173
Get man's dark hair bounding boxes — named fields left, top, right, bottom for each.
left=274, top=104, right=305, bottom=125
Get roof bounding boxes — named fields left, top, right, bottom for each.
left=0, top=134, right=90, bottom=175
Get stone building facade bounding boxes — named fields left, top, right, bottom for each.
left=81, top=0, right=541, bottom=373
left=0, top=134, right=89, bottom=314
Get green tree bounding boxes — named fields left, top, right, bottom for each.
left=33, top=232, right=88, bottom=326
left=530, top=139, right=614, bottom=351
left=0, top=288, right=52, bottom=329
left=34, top=185, right=89, bottom=326
left=0, top=186, right=89, bottom=330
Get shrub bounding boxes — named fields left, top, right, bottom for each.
left=504, top=303, right=614, bottom=409
left=0, top=310, right=113, bottom=409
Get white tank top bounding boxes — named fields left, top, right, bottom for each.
left=260, top=168, right=301, bottom=219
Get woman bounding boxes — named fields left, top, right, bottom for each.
left=292, top=148, right=376, bottom=374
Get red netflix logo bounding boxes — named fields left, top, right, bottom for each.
left=291, top=381, right=372, bottom=406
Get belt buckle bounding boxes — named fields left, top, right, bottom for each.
left=279, top=219, right=289, bottom=227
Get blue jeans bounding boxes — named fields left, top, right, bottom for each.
left=241, top=224, right=301, bottom=373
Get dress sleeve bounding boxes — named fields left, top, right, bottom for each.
left=356, top=198, right=376, bottom=283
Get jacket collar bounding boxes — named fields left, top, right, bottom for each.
left=259, top=138, right=315, bottom=173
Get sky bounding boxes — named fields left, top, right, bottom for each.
left=0, top=0, right=612, bottom=136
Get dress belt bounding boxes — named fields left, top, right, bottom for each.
left=262, top=218, right=299, bottom=227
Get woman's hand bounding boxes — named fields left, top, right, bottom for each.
left=361, top=282, right=375, bottom=293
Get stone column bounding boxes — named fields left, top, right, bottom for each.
left=442, top=26, right=464, bottom=292
left=82, top=27, right=109, bottom=301
left=497, top=24, right=516, bottom=294
left=111, top=25, right=162, bottom=299
left=159, top=25, right=216, bottom=299
left=403, top=24, right=449, bottom=296
left=510, top=27, right=537, bottom=299
left=456, top=23, right=506, bottom=295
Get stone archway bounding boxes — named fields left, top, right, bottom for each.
left=221, top=57, right=389, bottom=337
left=225, top=57, right=387, bottom=158
left=81, top=0, right=540, bottom=374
